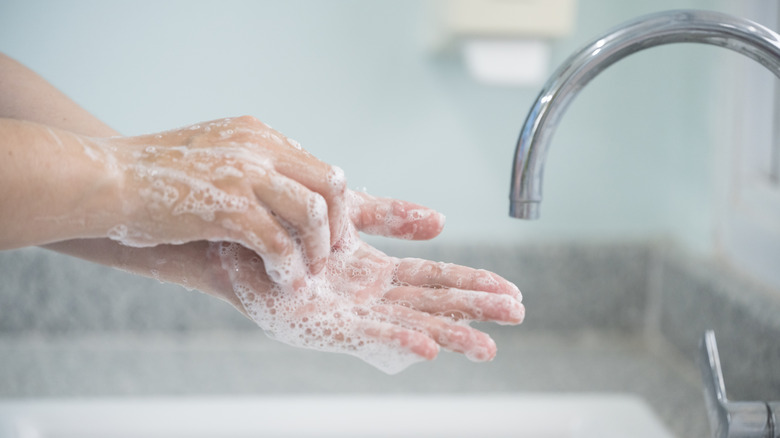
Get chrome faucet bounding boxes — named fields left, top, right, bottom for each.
left=508, top=9, right=780, bottom=437
left=509, top=9, right=780, bottom=219
left=700, top=331, right=780, bottom=438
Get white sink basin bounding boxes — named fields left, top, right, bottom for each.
left=0, top=393, right=673, bottom=438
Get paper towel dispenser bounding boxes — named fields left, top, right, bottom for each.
left=433, top=0, right=577, bottom=85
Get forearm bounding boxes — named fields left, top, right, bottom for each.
left=0, top=52, right=193, bottom=287
left=1, top=53, right=347, bottom=288
left=42, top=239, right=241, bottom=310
left=0, top=118, right=122, bottom=248
left=0, top=53, right=117, bottom=137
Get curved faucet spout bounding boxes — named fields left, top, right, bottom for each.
left=510, top=9, right=780, bottom=219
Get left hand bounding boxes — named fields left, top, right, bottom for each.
left=203, top=191, right=524, bottom=374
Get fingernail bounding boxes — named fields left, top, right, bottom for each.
left=498, top=276, right=522, bottom=300
left=511, top=283, right=523, bottom=301
left=510, top=302, right=525, bottom=324
left=464, top=337, right=496, bottom=362
left=436, top=211, right=446, bottom=226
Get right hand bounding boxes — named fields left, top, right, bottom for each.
left=96, top=116, right=348, bottom=286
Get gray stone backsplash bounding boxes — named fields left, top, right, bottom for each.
left=0, top=240, right=778, bottom=401
left=0, top=242, right=652, bottom=334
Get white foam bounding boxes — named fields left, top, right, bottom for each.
left=214, top=211, right=516, bottom=373
left=327, top=166, right=346, bottom=194
left=214, top=228, right=441, bottom=374
left=107, top=224, right=128, bottom=241
left=139, top=179, right=180, bottom=210
left=91, top=120, right=509, bottom=372
left=345, top=193, right=444, bottom=240
left=307, top=193, right=327, bottom=223
left=106, top=223, right=155, bottom=247
left=123, top=163, right=251, bottom=223
left=213, top=165, right=244, bottom=179
left=78, top=137, right=113, bottom=165
left=46, top=127, right=63, bottom=148
left=268, top=132, right=284, bottom=146
left=287, top=138, right=303, bottom=151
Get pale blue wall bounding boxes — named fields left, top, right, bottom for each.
left=0, top=0, right=755, bottom=253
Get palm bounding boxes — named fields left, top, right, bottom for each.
left=212, top=223, right=524, bottom=374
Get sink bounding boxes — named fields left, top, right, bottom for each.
left=0, top=393, right=673, bottom=438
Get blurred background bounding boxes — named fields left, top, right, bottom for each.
left=1, top=0, right=778, bottom=291
left=3, top=3, right=780, bottom=436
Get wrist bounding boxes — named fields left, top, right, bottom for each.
left=0, top=120, right=125, bottom=247
left=67, top=134, right=127, bottom=239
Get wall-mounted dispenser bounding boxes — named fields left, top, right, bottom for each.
left=434, top=0, right=577, bottom=86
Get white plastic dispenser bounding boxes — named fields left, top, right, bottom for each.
left=436, top=0, right=577, bottom=86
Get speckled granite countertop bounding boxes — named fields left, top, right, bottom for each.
left=0, top=330, right=705, bottom=436
left=1, top=242, right=778, bottom=438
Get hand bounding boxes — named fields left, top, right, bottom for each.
left=96, top=116, right=348, bottom=285
left=202, top=192, right=524, bottom=374
left=1, top=55, right=525, bottom=374
left=46, top=191, right=523, bottom=374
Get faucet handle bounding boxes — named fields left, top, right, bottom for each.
left=699, top=330, right=777, bottom=438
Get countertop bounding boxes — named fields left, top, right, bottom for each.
left=0, top=329, right=705, bottom=437
left=2, top=241, right=779, bottom=438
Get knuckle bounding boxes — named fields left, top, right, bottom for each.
left=422, top=262, right=444, bottom=281
left=357, top=207, right=375, bottom=229
left=390, top=200, right=408, bottom=218
left=306, top=192, right=329, bottom=228
left=327, top=165, right=347, bottom=195
left=235, top=115, right=260, bottom=126
left=269, top=231, right=293, bottom=257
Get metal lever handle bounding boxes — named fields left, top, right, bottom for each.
left=699, top=330, right=777, bottom=438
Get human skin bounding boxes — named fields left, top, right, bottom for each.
left=0, top=53, right=524, bottom=370
left=0, top=113, right=349, bottom=285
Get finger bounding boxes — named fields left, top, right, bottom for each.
left=204, top=241, right=273, bottom=316
left=250, top=168, right=330, bottom=275
left=221, top=205, right=307, bottom=289
left=348, top=190, right=445, bottom=240
left=394, top=258, right=522, bottom=299
left=210, top=118, right=350, bottom=248
left=274, top=151, right=349, bottom=248
left=356, top=319, right=440, bottom=361
left=383, top=286, right=525, bottom=324
left=372, top=305, right=497, bottom=362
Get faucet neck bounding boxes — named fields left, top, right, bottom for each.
left=510, top=10, right=780, bottom=219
